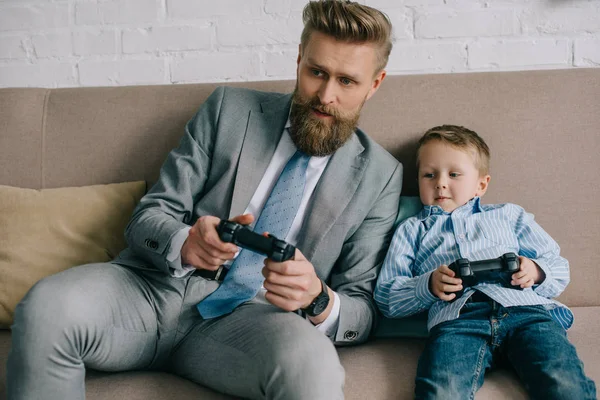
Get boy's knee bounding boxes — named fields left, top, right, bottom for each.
left=532, top=363, right=597, bottom=400
left=415, top=373, right=472, bottom=400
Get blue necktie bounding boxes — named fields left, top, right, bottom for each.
left=197, top=150, right=311, bottom=318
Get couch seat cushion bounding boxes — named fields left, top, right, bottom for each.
left=1, top=307, right=598, bottom=399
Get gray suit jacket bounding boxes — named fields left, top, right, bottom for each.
left=114, top=86, right=403, bottom=345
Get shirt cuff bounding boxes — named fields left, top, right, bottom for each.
left=415, top=271, right=438, bottom=306
left=531, top=259, right=558, bottom=298
left=166, top=226, right=195, bottom=278
left=313, top=291, right=340, bottom=338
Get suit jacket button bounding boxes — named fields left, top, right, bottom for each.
left=149, top=240, right=158, bottom=249
left=344, top=330, right=358, bottom=340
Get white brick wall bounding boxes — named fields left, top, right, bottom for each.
left=0, top=0, right=598, bottom=88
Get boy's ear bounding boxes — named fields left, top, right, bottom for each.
left=476, top=175, right=491, bottom=197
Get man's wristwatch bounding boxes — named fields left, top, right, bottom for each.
left=302, top=278, right=330, bottom=317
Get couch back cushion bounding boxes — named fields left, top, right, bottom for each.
left=1, top=69, right=599, bottom=307
left=0, top=182, right=146, bottom=328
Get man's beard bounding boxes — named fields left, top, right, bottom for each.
left=288, top=86, right=365, bottom=157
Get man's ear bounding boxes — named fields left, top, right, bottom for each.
left=296, top=44, right=303, bottom=77
left=476, top=175, right=491, bottom=197
left=366, top=70, right=386, bottom=101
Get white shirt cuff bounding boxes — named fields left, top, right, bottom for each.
left=166, top=226, right=195, bottom=277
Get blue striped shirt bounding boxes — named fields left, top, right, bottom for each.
left=374, top=197, right=573, bottom=331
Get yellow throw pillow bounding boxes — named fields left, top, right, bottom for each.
left=0, top=181, right=146, bottom=328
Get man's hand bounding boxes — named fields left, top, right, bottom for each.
left=262, top=248, right=332, bottom=324
left=430, top=264, right=463, bottom=301
left=181, top=214, right=254, bottom=270
left=511, top=256, right=545, bottom=289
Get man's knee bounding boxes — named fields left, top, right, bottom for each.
left=13, top=263, right=127, bottom=333
left=275, top=328, right=342, bottom=372
left=15, top=275, right=75, bottom=332
left=263, top=321, right=345, bottom=399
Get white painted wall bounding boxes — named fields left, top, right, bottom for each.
left=0, top=0, right=598, bottom=88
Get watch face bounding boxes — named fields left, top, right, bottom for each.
left=312, top=295, right=329, bottom=315
left=303, top=279, right=329, bottom=316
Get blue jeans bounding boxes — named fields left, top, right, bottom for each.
left=415, top=299, right=596, bottom=400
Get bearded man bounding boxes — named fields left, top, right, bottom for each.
left=8, top=1, right=403, bottom=399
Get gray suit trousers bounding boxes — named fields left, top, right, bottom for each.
left=7, top=263, right=344, bottom=400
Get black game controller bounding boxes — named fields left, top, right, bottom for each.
left=449, top=252, right=522, bottom=299
left=217, top=220, right=296, bottom=262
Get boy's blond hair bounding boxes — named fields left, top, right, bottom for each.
left=417, top=125, right=491, bottom=176
left=300, top=0, right=393, bottom=73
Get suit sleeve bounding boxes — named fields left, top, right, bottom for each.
left=123, top=87, right=226, bottom=275
left=331, top=162, right=403, bottom=345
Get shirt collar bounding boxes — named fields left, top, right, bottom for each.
left=416, top=196, right=483, bottom=221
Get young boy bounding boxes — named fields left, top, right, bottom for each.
left=374, top=125, right=596, bottom=399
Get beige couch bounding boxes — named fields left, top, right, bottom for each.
left=1, top=68, right=599, bottom=399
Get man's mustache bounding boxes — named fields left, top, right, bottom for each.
left=312, top=104, right=338, bottom=118
left=298, top=97, right=342, bottom=119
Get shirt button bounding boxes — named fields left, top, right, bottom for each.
left=458, top=234, right=466, bottom=240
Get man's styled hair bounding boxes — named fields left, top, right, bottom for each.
left=417, top=125, right=491, bottom=176
left=300, top=0, right=393, bottom=73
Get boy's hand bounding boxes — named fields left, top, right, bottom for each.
left=511, top=256, right=546, bottom=288
left=430, top=265, right=463, bottom=301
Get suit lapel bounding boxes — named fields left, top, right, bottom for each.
left=229, top=94, right=292, bottom=218
left=297, top=134, right=367, bottom=260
